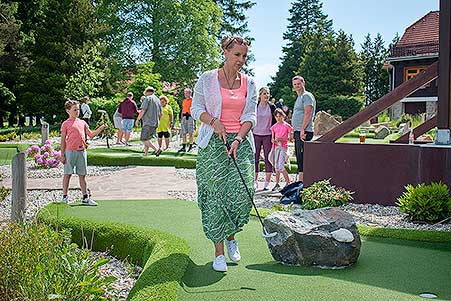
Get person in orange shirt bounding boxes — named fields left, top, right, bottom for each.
left=178, top=88, right=196, bottom=152
left=60, top=99, right=107, bottom=206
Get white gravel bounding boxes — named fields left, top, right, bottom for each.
left=90, top=251, right=142, bottom=301
left=0, top=161, right=129, bottom=179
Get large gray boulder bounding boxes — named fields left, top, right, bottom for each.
left=264, top=207, right=361, bottom=268
left=313, top=111, right=341, bottom=136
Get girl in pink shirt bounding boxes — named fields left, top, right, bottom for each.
left=270, top=108, right=293, bottom=191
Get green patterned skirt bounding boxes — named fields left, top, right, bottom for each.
left=196, top=133, right=254, bottom=243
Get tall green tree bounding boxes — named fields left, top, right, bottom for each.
left=18, top=0, right=109, bottom=122
left=64, top=43, right=108, bottom=100
left=360, top=33, right=389, bottom=105
left=0, top=1, right=23, bottom=126
left=269, top=0, right=332, bottom=101
left=97, top=0, right=222, bottom=84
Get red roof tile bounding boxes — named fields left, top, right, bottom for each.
left=398, top=11, right=439, bottom=46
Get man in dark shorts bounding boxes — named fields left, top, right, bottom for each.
left=291, top=76, right=316, bottom=182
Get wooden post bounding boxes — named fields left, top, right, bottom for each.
left=436, top=0, right=451, bottom=144
left=11, top=153, right=27, bottom=222
left=41, top=122, right=49, bottom=145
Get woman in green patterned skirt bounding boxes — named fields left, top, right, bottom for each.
left=191, top=36, right=257, bottom=272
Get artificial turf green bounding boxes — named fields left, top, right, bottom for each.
left=45, top=200, right=451, bottom=301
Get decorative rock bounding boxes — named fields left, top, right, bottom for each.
left=313, top=111, right=341, bottom=136
left=263, top=207, right=361, bottom=268
left=374, top=125, right=390, bottom=139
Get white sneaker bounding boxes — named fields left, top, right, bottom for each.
left=225, top=239, right=241, bottom=262
left=82, top=197, right=98, bottom=206
left=61, top=196, right=69, bottom=204
left=212, top=255, right=227, bottom=272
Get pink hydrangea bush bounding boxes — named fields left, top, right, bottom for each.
left=26, top=140, right=61, bottom=169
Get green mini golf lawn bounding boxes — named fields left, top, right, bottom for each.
left=53, top=200, right=451, bottom=301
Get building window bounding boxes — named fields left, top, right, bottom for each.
left=404, top=66, right=430, bottom=88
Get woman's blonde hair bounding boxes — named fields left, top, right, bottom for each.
left=258, top=87, right=270, bottom=103
left=159, top=95, right=168, bottom=102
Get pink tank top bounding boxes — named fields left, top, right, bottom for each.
left=220, top=73, right=247, bottom=133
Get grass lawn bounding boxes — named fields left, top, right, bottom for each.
left=0, top=147, right=18, bottom=165
left=51, top=200, right=451, bottom=301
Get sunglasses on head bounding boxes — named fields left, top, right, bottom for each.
left=224, top=36, right=250, bottom=49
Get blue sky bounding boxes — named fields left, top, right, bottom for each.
left=247, top=0, right=439, bottom=88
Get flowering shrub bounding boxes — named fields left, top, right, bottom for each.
left=26, top=140, right=61, bottom=168
left=301, top=179, right=353, bottom=209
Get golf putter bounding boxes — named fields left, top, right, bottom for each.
left=225, top=141, right=277, bottom=239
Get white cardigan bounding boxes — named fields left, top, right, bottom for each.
left=191, top=69, right=257, bottom=152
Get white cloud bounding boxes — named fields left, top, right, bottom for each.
left=252, top=63, right=278, bottom=88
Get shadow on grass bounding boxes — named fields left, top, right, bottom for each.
left=246, top=238, right=451, bottom=299
left=181, top=259, right=256, bottom=294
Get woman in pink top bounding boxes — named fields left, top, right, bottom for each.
left=191, top=36, right=257, bottom=272
left=270, top=108, right=293, bottom=191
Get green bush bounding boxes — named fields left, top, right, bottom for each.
left=39, top=205, right=190, bottom=301
left=89, top=97, right=122, bottom=122
left=301, top=179, right=353, bottom=209
left=88, top=152, right=197, bottom=169
left=397, top=182, right=451, bottom=222
left=0, top=222, right=114, bottom=300
left=317, top=95, right=364, bottom=120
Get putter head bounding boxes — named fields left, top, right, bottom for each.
left=262, top=231, right=277, bottom=238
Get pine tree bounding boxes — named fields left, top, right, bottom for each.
left=360, top=33, right=389, bottom=105
left=269, top=0, right=332, bottom=101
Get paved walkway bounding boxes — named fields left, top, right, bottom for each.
left=3, top=166, right=197, bottom=200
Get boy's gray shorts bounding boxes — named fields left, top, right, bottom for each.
left=64, top=150, right=87, bottom=175
left=181, top=116, right=195, bottom=135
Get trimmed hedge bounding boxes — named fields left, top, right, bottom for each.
left=39, top=204, right=190, bottom=301
left=88, top=148, right=299, bottom=173
left=88, top=152, right=197, bottom=169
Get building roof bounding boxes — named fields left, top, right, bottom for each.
left=390, top=11, right=439, bottom=58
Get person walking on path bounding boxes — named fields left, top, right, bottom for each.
left=156, top=95, right=173, bottom=151
left=253, top=86, right=276, bottom=191
left=60, top=99, right=107, bottom=206
left=191, top=35, right=257, bottom=272
left=291, top=76, right=315, bottom=182
left=118, top=92, right=138, bottom=146
left=270, top=108, right=293, bottom=191
left=178, top=88, right=196, bottom=152
left=135, top=87, right=162, bottom=156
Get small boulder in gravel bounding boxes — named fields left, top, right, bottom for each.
left=264, top=207, right=361, bottom=268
